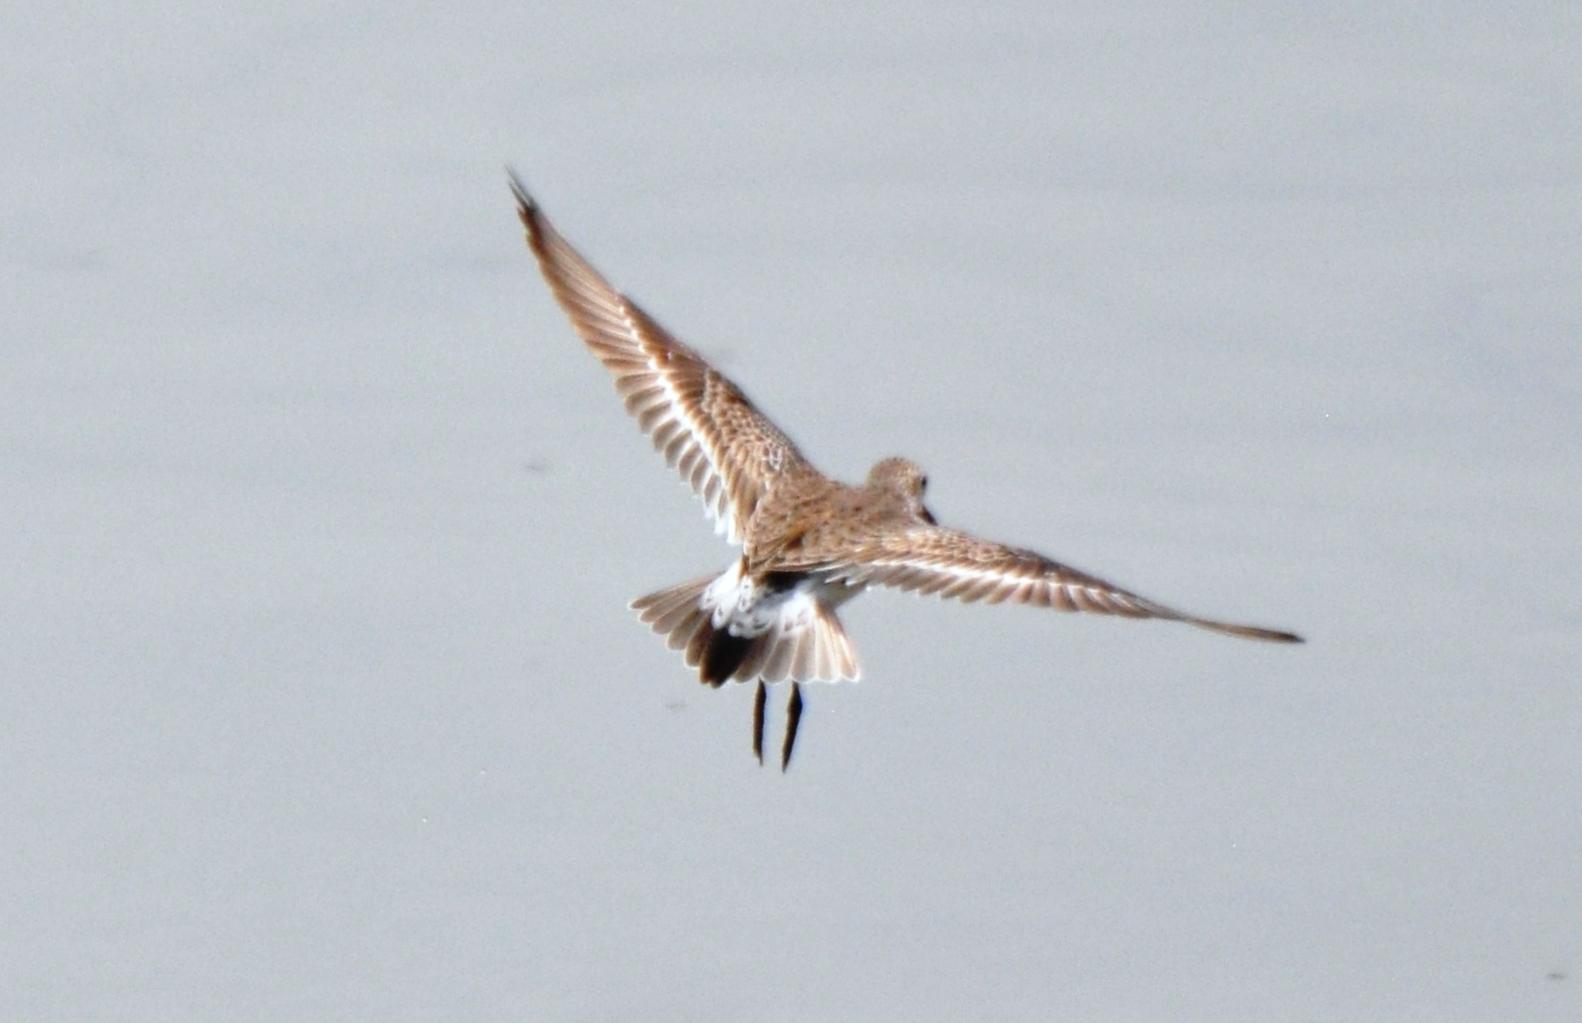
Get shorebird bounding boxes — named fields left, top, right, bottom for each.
left=509, top=172, right=1302, bottom=770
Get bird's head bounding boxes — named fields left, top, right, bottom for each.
left=867, top=457, right=935, bottom=524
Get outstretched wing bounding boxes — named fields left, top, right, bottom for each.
left=824, top=526, right=1303, bottom=642
left=510, top=171, right=805, bottom=544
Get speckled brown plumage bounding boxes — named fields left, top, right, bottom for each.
left=510, top=171, right=1302, bottom=768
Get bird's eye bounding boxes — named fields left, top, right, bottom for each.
left=919, top=476, right=928, bottom=489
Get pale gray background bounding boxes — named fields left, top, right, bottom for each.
left=5, top=4, right=1579, bottom=1020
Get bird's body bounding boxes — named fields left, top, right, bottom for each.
left=509, top=172, right=1301, bottom=768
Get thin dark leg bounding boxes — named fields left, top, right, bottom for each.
left=781, top=682, right=803, bottom=772
left=752, top=680, right=767, bottom=766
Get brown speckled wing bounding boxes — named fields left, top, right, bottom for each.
left=510, top=172, right=804, bottom=544
left=826, top=527, right=1303, bottom=643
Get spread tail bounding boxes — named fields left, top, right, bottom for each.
left=630, top=568, right=861, bottom=686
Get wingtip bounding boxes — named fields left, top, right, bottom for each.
left=1189, top=617, right=1306, bottom=644
left=1245, top=623, right=1304, bottom=643
left=1239, top=624, right=1305, bottom=643
left=505, top=165, right=536, bottom=214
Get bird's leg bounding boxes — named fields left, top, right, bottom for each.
left=752, top=680, right=767, bottom=766
left=780, top=682, right=803, bottom=772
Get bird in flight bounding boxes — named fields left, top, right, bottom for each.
left=508, top=172, right=1302, bottom=770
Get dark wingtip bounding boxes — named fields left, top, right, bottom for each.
left=1189, top=618, right=1305, bottom=644
left=505, top=166, right=536, bottom=215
